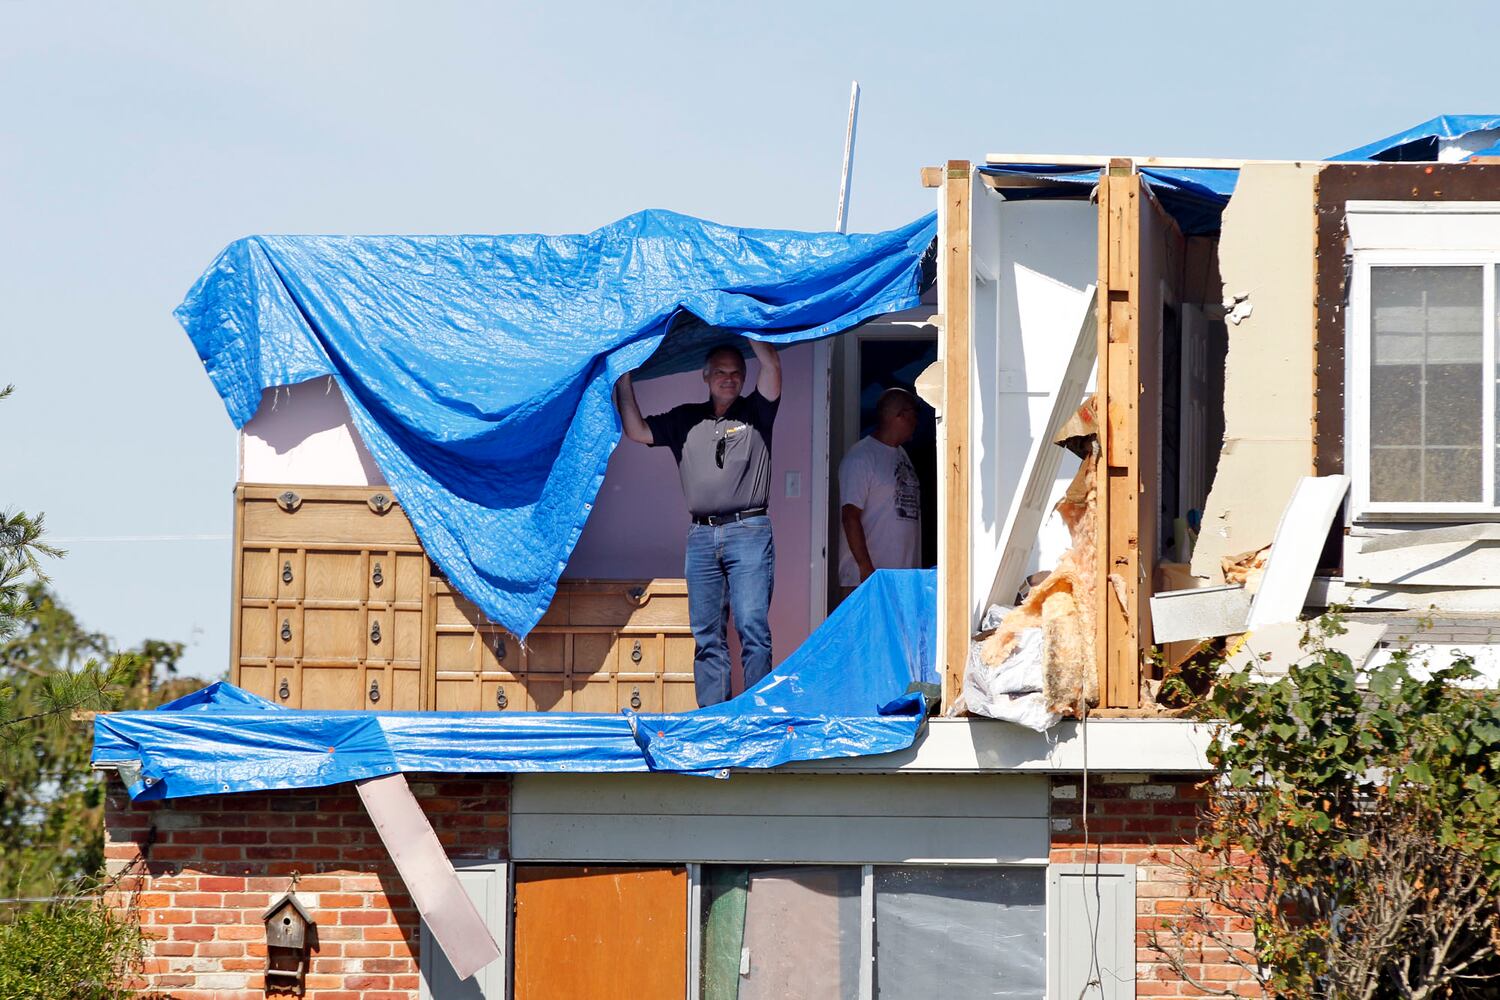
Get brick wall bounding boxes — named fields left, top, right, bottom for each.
left=1049, top=773, right=1262, bottom=999
left=104, top=776, right=510, bottom=999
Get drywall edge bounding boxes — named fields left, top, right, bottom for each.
left=1191, top=163, right=1320, bottom=581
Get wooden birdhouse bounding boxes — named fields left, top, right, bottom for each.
left=262, top=893, right=316, bottom=994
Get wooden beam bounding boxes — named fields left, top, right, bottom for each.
left=920, top=165, right=943, bottom=189
left=1096, top=161, right=1143, bottom=710
left=938, top=160, right=972, bottom=713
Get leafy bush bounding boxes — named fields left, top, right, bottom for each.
left=1152, top=615, right=1500, bottom=999
left=0, top=895, right=144, bottom=1000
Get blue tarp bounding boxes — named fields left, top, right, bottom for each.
left=982, top=116, right=1500, bottom=235
left=92, top=569, right=937, bottom=800
left=176, top=212, right=937, bottom=641
left=975, top=163, right=1238, bottom=236
left=1329, top=114, right=1500, bottom=162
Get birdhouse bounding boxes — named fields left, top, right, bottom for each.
left=263, top=892, right=314, bottom=949
left=262, top=893, right=316, bottom=995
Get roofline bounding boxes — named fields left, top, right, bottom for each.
left=982, top=153, right=1319, bottom=169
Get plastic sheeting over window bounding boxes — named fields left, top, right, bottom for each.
left=698, top=864, right=1046, bottom=1000
left=701, top=866, right=862, bottom=1000
left=874, top=867, right=1045, bottom=999
left=92, top=570, right=937, bottom=800
left=175, top=212, right=936, bottom=642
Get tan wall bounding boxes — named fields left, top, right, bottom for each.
left=1191, top=164, right=1320, bottom=581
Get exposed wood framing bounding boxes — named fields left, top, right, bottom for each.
left=939, top=160, right=972, bottom=711
left=1096, top=161, right=1142, bottom=709
left=920, top=165, right=943, bottom=189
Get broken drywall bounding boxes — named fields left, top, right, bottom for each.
left=1191, top=163, right=1321, bottom=581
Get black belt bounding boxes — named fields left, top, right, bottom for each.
left=691, top=507, right=768, bottom=526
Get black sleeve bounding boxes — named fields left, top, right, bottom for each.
left=749, top=390, right=780, bottom=429
left=645, top=405, right=690, bottom=452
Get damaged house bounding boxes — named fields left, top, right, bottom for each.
left=92, top=115, right=1500, bottom=999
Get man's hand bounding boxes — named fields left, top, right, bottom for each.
left=614, top=371, right=653, bottom=445
left=748, top=340, right=782, bottom=401
left=840, top=504, right=875, bottom=583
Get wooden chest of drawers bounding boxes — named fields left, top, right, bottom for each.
left=230, top=484, right=696, bottom=713
left=232, top=485, right=427, bottom=710
left=429, top=578, right=698, bottom=713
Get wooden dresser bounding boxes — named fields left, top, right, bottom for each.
left=230, top=484, right=694, bottom=712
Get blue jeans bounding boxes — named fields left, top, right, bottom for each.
left=685, top=516, right=775, bottom=707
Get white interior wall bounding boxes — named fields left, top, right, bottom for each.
left=240, top=378, right=386, bottom=486
left=969, top=196, right=1099, bottom=620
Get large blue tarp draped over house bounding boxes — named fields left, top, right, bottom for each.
left=92, top=570, right=937, bottom=800
left=176, top=211, right=936, bottom=641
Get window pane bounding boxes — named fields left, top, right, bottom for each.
left=1369, top=266, right=1483, bottom=502
left=874, top=866, right=1045, bottom=999
left=700, top=865, right=861, bottom=1000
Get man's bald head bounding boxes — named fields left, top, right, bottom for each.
left=703, top=345, right=744, bottom=371
left=873, top=387, right=919, bottom=446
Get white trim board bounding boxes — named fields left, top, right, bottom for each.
left=777, top=717, right=1212, bottom=775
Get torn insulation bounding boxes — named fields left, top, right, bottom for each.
left=964, top=400, right=1101, bottom=724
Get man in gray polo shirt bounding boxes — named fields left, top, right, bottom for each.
left=614, top=341, right=781, bottom=707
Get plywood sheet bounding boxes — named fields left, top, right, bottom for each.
left=512, top=866, right=686, bottom=1000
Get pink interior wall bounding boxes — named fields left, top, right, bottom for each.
left=565, top=344, right=815, bottom=668
left=239, top=349, right=818, bottom=677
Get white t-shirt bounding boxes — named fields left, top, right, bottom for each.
left=837, top=436, right=921, bottom=585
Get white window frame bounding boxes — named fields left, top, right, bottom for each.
left=1346, top=202, right=1500, bottom=522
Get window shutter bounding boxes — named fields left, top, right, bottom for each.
left=420, top=862, right=508, bottom=999
left=1046, top=864, right=1135, bottom=1000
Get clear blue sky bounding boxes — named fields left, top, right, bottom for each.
left=3, top=1, right=1497, bottom=678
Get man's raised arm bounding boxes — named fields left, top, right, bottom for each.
left=748, top=339, right=781, bottom=401
left=613, top=371, right=654, bottom=445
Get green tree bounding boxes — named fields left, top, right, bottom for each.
left=0, top=383, right=197, bottom=900
left=1151, top=617, right=1500, bottom=999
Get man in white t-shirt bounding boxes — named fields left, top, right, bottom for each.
left=838, top=388, right=921, bottom=589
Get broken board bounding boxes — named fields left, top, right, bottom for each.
left=1244, top=475, right=1350, bottom=630
left=984, top=285, right=1098, bottom=612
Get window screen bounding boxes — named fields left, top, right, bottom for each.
left=873, top=867, right=1045, bottom=999
left=1368, top=265, right=1484, bottom=502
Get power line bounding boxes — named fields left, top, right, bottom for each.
left=46, top=534, right=229, bottom=543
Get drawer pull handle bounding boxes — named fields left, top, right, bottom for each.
left=631, top=640, right=643, bottom=664
left=369, top=620, right=382, bottom=644
left=368, top=678, right=381, bottom=704
left=372, top=562, right=384, bottom=587
left=278, top=679, right=290, bottom=701
left=493, top=635, right=507, bottom=661
left=282, top=561, right=294, bottom=585
left=280, top=619, right=292, bottom=642
left=276, top=490, right=302, bottom=513
left=496, top=687, right=508, bottom=710
left=629, top=686, right=642, bottom=710
left=626, top=586, right=647, bottom=603
left=367, top=492, right=393, bottom=514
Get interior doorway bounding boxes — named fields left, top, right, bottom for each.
left=827, top=325, right=939, bottom=611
